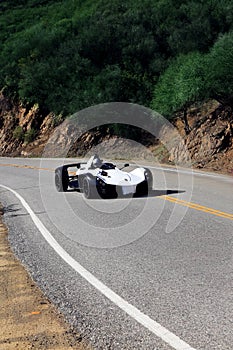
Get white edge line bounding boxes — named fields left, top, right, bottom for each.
left=1, top=183, right=196, bottom=350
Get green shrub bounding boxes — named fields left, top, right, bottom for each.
left=207, top=31, right=233, bottom=106
left=24, top=128, right=37, bottom=143
left=1, top=0, right=233, bottom=114
left=13, top=125, right=24, bottom=141
left=151, top=52, right=209, bottom=118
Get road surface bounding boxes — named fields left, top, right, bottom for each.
left=0, top=157, right=232, bottom=350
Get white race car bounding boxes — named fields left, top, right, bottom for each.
left=55, top=154, right=153, bottom=199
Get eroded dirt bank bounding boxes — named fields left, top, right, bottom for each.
left=0, top=93, right=232, bottom=174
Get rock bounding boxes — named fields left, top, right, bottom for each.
left=0, top=93, right=233, bottom=174
left=170, top=102, right=233, bottom=173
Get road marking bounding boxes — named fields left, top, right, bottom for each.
left=163, top=196, right=233, bottom=221
left=0, top=163, right=53, bottom=171
left=0, top=184, right=196, bottom=350
left=0, top=163, right=75, bottom=176
left=1, top=160, right=233, bottom=180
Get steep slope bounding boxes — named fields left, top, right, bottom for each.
left=170, top=102, right=233, bottom=173
left=0, top=93, right=232, bottom=174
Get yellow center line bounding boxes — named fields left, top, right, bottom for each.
left=0, top=163, right=54, bottom=171
left=0, top=162, right=76, bottom=174
left=163, top=195, right=233, bottom=221
left=1, top=163, right=233, bottom=221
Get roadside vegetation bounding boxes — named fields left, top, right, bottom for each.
left=1, top=0, right=233, bottom=122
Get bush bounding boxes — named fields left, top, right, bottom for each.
left=13, top=125, right=24, bottom=141
left=207, top=31, right=233, bottom=106
left=151, top=52, right=209, bottom=118
left=24, top=128, right=37, bottom=143
left=1, top=0, right=233, bottom=115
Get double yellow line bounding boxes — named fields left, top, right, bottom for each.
left=1, top=162, right=233, bottom=221
left=163, top=195, right=233, bottom=221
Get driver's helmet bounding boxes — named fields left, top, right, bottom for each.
left=92, top=154, right=102, bottom=168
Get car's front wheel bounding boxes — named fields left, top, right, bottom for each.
left=82, top=176, right=96, bottom=199
left=135, top=181, right=148, bottom=197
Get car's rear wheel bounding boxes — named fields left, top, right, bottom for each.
left=55, top=167, right=69, bottom=192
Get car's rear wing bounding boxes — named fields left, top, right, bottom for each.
left=55, top=163, right=87, bottom=177
left=61, top=162, right=86, bottom=170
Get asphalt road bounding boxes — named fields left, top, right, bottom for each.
left=0, top=157, right=232, bottom=350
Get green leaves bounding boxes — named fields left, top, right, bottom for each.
left=207, top=32, right=233, bottom=106
left=0, top=0, right=233, bottom=116
left=152, top=30, right=233, bottom=118
left=151, top=52, right=209, bottom=117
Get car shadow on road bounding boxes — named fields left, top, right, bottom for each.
left=146, top=189, right=185, bottom=198
left=66, top=189, right=185, bottom=199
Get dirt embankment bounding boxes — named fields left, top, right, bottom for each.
left=0, top=206, right=91, bottom=350
left=0, top=92, right=232, bottom=174
left=170, top=101, right=233, bottom=173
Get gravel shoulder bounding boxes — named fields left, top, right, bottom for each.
left=0, top=205, right=91, bottom=350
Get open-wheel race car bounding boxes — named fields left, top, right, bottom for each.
left=55, top=154, right=153, bottom=199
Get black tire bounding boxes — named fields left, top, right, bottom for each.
left=55, top=167, right=69, bottom=192
left=144, top=168, right=153, bottom=190
left=96, top=180, right=117, bottom=199
left=135, top=180, right=149, bottom=197
left=135, top=168, right=153, bottom=197
left=82, top=176, right=96, bottom=199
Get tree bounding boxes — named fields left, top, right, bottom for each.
left=207, top=31, right=233, bottom=108
left=1, top=0, right=233, bottom=116
left=151, top=52, right=208, bottom=133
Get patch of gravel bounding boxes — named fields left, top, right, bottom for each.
left=0, top=204, right=91, bottom=350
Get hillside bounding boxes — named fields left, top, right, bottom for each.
left=1, top=0, right=233, bottom=114
left=0, top=1, right=233, bottom=173
left=0, top=93, right=232, bottom=174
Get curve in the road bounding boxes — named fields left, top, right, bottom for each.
left=0, top=183, right=196, bottom=350
left=1, top=162, right=232, bottom=221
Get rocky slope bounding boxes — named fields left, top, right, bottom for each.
left=0, top=92, right=232, bottom=174
left=170, top=102, right=233, bottom=173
